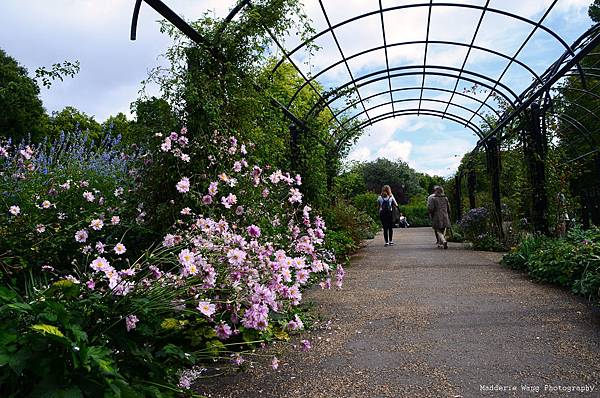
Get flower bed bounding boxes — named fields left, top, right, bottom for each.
left=0, top=130, right=343, bottom=396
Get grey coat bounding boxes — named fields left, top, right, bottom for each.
left=427, top=194, right=451, bottom=229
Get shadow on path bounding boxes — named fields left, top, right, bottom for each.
left=199, top=228, right=600, bottom=398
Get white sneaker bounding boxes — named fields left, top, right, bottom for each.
left=389, top=242, right=395, bottom=246
left=384, top=243, right=389, bottom=247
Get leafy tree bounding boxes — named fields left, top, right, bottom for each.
left=589, top=0, right=600, bottom=22
left=101, top=112, right=133, bottom=141
left=129, top=97, right=177, bottom=145
left=0, top=48, right=46, bottom=142
left=47, top=106, right=102, bottom=139
left=360, top=158, right=424, bottom=204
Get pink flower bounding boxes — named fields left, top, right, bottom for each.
left=180, top=207, right=191, bottom=215
left=114, top=243, right=127, bottom=255
left=111, top=216, right=120, bottom=225
left=215, top=323, right=232, bottom=340
left=221, top=193, right=237, bottom=209
left=235, top=206, right=244, bottom=215
left=296, top=269, right=309, bottom=285
left=300, top=339, right=311, bottom=351
left=178, top=249, right=195, bottom=267
left=202, top=195, right=213, bottom=205
left=289, top=188, right=303, bottom=204
left=295, top=174, right=302, bottom=185
left=86, top=279, right=95, bottom=290
left=176, top=177, right=190, bottom=193
left=41, top=200, right=52, bottom=209
left=90, top=219, right=104, bottom=231
left=35, top=224, right=46, bottom=233
left=90, top=257, right=110, bottom=272
left=262, top=188, right=270, bottom=197
left=197, top=301, right=216, bottom=317
left=227, top=248, right=247, bottom=266
left=75, top=229, right=88, bottom=243
left=233, top=161, right=242, bottom=172
left=247, top=225, right=261, bottom=238
left=9, top=205, right=20, bottom=216
left=125, top=315, right=139, bottom=331
left=163, top=234, right=177, bottom=247
left=271, top=357, right=279, bottom=370
left=208, top=181, right=218, bottom=196
left=160, top=138, right=172, bottom=152
left=83, top=191, right=95, bottom=202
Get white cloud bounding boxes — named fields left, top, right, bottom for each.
left=375, top=140, right=413, bottom=161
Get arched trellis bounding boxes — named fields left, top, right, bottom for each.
left=130, top=0, right=600, bottom=233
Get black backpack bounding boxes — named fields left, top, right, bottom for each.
left=381, top=197, right=392, bottom=216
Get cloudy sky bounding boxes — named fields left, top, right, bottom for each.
left=0, top=0, right=594, bottom=176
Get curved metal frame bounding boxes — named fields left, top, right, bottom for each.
left=129, top=0, right=600, bottom=162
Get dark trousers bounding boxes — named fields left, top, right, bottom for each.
left=380, top=213, right=394, bottom=243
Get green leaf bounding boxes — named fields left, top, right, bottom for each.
left=205, top=340, right=225, bottom=356
left=3, top=302, right=32, bottom=313
left=87, top=346, right=116, bottom=375
left=49, top=279, right=80, bottom=298
left=31, top=324, right=66, bottom=338
left=0, top=286, right=17, bottom=302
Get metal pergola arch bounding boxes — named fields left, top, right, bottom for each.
left=130, top=0, right=599, bottom=150
left=129, top=0, right=600, bottom=231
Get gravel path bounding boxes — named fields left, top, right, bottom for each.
left=198, top=228, right=600, bottom=397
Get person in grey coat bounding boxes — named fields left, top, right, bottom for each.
left=427, top=186, right=451, bottom=249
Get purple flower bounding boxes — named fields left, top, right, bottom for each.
left=247, top=225, right=261, bottom=238
left=300, top=339, right=311, bottom=351
left=227, top=248, right=247, bottom=266
left=125, top=315, right=139, bottom=331
left=202, top=195, right=213, bottom=205
left=215, top=323, right=232, bottom=340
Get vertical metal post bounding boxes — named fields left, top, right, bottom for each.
left=486, top=136, right=504, bottom=239
left=525, top=102, right=550, bottom=235
left=455, top=171, right=463, bottom=222
left=467, top=162, right=477, bottom=209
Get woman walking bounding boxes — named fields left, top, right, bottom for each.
left=377, top=185, right=399, bottom=246
left=427, top=185, right=451, bottom=249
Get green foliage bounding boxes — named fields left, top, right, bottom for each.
left=458, top=207, right=505, bottom=251
left=399, top=204, right=430, bottom=227
left=47, top=107, right=102, bottom=141
left=35, top=60, right=80, bottom=89
left=324, top=229, right=357, bottom=261
left=0, top=48, right=46, bottom=142
left=359, top=158, right=424, bottom=204
left=351, top=192, right=379, bottom=222
left=128, top=97, right=178, bottom=145
left=502, top=227, right=600, bottom=299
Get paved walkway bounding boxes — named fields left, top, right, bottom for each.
left=200, top=228, right=600, bottom=398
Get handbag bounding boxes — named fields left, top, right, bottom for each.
left=392, top=204, right=400, bottom=225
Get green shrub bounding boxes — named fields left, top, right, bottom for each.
left=351, top=192, right=379, bottom=223
left=502, top=227, right=600, bottom=299
left=324, top=229, right=357, bottom=261
left=399, top=204, right=430, bottom=227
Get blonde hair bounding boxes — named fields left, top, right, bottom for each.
left=381, top=185, right=392, bottom=197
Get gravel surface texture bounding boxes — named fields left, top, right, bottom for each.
left=197, top=228, right=600, bottom=398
